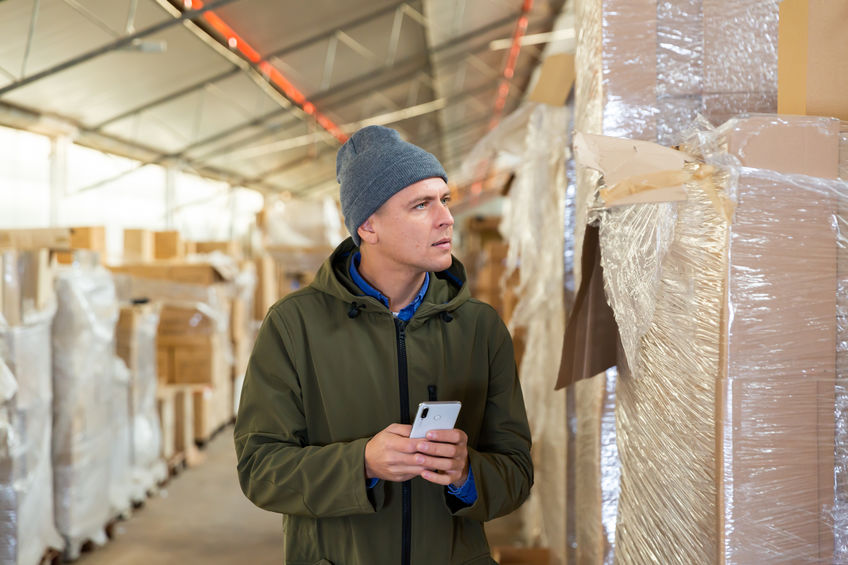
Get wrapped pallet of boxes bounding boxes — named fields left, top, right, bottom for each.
left=587, top=116, right=846, bottom=563
left=109, top=259, right=236, bottom=443
left=570, top=1, right=783, bottom=562
left=115, top=302, right=167, bottom=499
left=52, top=252, right=120, bottom=559
left=0, top=249, right=63, bottom=565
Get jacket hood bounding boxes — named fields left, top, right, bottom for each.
left=310, top=237, right=471, bottom=321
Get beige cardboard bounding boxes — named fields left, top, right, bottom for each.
left=154, top=230, right=183, bottom=260
left=0, top=228, right=71, bottom=250
left=123, top=229, right=154, bottom=263
left=779, top=0, right=848, bottom=121
left=529, top=53, right=575, bottom=107
left=725, top=115, right=840, bottom=179
left=719, top=116, right=838, bottom=562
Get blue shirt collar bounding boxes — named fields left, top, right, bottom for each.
left=349, top=252, right=429, bottom=322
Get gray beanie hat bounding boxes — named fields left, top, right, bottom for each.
left=337, top=125, right=447, bottom=246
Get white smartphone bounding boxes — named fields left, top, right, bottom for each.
left=409, top=401, right=462, bottom=439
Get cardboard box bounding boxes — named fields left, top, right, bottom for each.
left=529, top=53, right=575, bottom=107
left=192, top=383, right=232, bottom=442
left=0, top=248, right=54, bottom=326
left=778, top=0, right=848, bottom=121
left=158, top=305, right=216, bottom=337
left=0, top=228, right=71, bottom=250
left=254, top=254, right=277, bottom=320
left=116, top=302, right=159, bottom=373
left=156, top=387, right=176, bottom=460
left=608, top=117, right=840, bottom=563
left=172, top=337, right=227, bottom=385
left=123, top=229, right=154, bottom=263
left=195, top=240, right=241, bottom=257
left=231, top=296, right=249, bottom=342
left=57, top=226, right=106, bottom=264
left=157, top=346, right=173, bottom=384
left=718, top=117, right=838, bottom=561
left=108, top=262, right=235, bottom=286
left=157, top=334, right=227, bottom=386
left=154, top=230, right=183, bottom=260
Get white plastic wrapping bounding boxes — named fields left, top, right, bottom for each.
left=458, top=101, right=571, bottom=563
left=501, top=103, right=571, bottom=564
left=109, top=357, right=133, bottom=518
left=594, top=116, right=847, bottom=563
left=52, top=253, right=119, bottom=559
left=121, top=304, right=166, bottom=500
left=0, top=305, right=62, bottom=565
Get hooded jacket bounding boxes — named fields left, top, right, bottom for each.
left=234, top=238, right=533, bottom=565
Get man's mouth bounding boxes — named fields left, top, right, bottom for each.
left=432, top=238, right=452, bottom=248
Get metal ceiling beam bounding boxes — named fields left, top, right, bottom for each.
left=182, top=17, right=545, bottom=164
left=0, top=0, right=239, bottom=97
left=91, top=0, right=410, bottom=130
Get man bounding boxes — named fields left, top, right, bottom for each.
left=235, top=125, right=533, bottom=565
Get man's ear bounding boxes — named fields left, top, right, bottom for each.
left=357, top=217, right=379, bottom=245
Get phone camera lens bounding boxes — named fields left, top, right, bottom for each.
left=421, top=407, right=429, bottom=418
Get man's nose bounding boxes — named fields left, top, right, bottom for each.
left=438, top=203, right=454, bottom=227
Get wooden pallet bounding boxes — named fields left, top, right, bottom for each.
left=39, top=548, right=62, bottom=565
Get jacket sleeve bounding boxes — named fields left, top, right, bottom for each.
left=233, top=306, right=385, bottom=518
left=449, top=313, right=534, bottom=521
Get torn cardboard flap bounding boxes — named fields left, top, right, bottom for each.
left=574, top=132, right=695, bottom=185
left=575, top=132, right=696, bottom=206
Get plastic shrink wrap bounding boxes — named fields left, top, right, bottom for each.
left=52, top=252, right=119, bottom=559
left=471, top=103, right=568, bottom=564
left=116, top=302, right=166, bottom=500
left=571, top=0, right=780, bottom=561
left=0, top=249, right=62, bottom=565
left=109, top=358, right=133, bottom=518
left=593, top=115, right=847, bottom=563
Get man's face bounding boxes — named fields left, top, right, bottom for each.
left=360, top=177, right=454, bottom=274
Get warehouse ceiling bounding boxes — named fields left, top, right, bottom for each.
left=0, top=0, right=564, bottom=199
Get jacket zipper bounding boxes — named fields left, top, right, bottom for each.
left=428, top=385, right=437, bottom=401
left=395, top=318, right=412, bottom=565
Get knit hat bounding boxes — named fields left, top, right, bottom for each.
left=337, top=125, right=447, bottom=246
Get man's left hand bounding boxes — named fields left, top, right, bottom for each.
left=413, top=428, right=469, bottom=487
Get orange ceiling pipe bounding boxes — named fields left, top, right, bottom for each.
left=488, top=0, right=532, bottom=130
left=186, top=0, right=349, bottom=143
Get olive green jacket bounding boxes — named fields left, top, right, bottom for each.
left=234, top=238, right=533, bottom=565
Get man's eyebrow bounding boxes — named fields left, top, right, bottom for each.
left=406, top=191, right=451, bottom=206
left=407, top=194, right=437, bottom=205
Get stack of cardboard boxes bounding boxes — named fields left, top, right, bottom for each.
left=564, top=0, right=848, bottom=562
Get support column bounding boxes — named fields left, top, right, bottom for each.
left=49, top=135, right=70, bottom=227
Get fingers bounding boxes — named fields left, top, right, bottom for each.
left=420, top=470, right=459, bottom=486
left=415, top=440, right=459, bottom=458
left=422, top=428, right=467, bottom=445
left=386, top=423, right=413, bottom=437
left=412, top=452, right=464, bottom=473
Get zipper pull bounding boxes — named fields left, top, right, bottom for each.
left=427, top=385, right=437, bottom=401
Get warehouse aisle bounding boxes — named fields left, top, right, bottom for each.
left=78, top=427, right=283, bottom=565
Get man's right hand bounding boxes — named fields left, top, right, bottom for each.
left=364, top=423, right=424, bottom=482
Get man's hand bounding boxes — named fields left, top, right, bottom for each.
left=364, top=424, right=470, bottom=486
left=364, top=423, right=425, bottom=482
left=413, top=428, right=469, bottom=487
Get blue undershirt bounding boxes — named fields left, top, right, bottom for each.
left=349, top=252, right=477, bottom=504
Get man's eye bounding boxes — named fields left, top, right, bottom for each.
left=415, top=202, right=426, bottom=209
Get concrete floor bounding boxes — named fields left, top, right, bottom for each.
left=77, top=427, right=283, bottom=565
left=75, top=427, right=522, bottom=565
